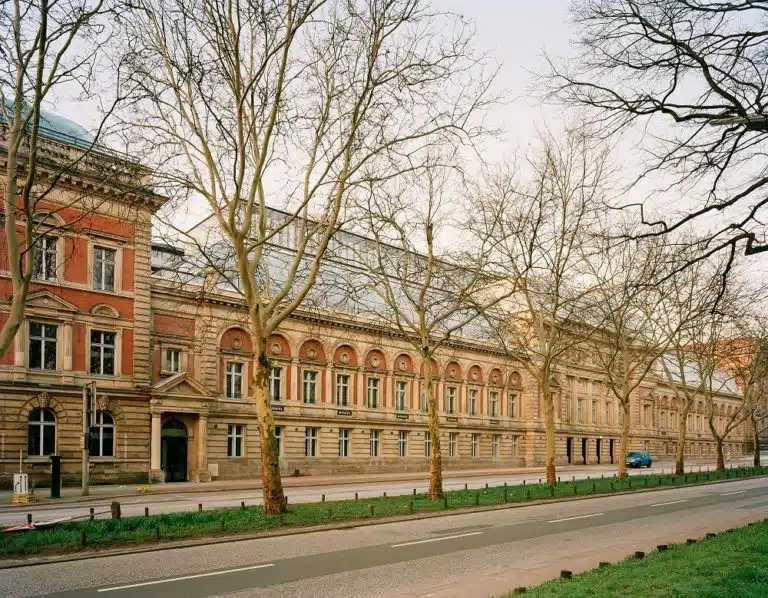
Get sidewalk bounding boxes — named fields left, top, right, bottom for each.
left=0, top=456, right=749, bottom=509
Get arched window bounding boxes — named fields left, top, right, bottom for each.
left=89, top=411, right=114, bottom=457
left=28, top=408, right=56, bottom=457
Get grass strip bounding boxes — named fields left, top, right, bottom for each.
left=2, top=464, right=766, bottom=558
left=498, top=518, right=768, bottom=597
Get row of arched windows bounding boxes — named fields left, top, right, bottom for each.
left=27, top=408, right=114, bottom=458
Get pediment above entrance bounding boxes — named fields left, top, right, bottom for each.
left=151, top=372, right=214, bottom=400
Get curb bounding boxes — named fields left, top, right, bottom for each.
left=1, top=473, right=762, bottom=570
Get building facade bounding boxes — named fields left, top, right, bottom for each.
left=0, top=115, right=750, bottom=487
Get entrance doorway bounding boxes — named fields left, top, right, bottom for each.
left=161, top=420, right=188, bottom=482
left=596, top=439, right=602, bottom=464
left=609, top=439, right=615, bottom=464
left=566, top=437, right=573, bottom=464
left=581, top=438, right=587, bottom=465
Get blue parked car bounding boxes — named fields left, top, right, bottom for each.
left=626, top=451, right=652, bottom=468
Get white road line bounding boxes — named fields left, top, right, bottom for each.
left=650, top=499, right=688, bottom=507
left=548, top=512, right=604, bottom=524
left=97, top=564, right=275, bottom=592
left=721, top=490, right=747, bottom=496
left=391, top=531, right=484, bottom=548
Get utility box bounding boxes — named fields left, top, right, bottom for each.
left=13, top=473, right=29, bottom=495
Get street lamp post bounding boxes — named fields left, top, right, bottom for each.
left=81, top=381, right=96, bottom=496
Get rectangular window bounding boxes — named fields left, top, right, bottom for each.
left=164, top=348, right=181, bottom=374
left=225, top=361, right=243, bottom=399
left=507, top=393, right=517, bottom=418
left=492, top=434, right=500, bottom=457
left=645, top=405, right=652, bottom=427
left=592, top=400, right=597, bottom=424
left=28, top=322, right=57, bottom=370
left=398, top=431, right=408, bottom=457
left=335, top=373, right=349, bottom=406
left=489, top=391, right=498, bottom=417
left=424, top=433, right=432, bottom=457
left=577, top=399, right=584, bottom=423
left=34, top=236, right=57, bottom=281
left=269, top=366, right=282, bottom=401
left=511, top=435, right=518, bottom=457
left=395, top=381, right=407, bottom=411
left=304, top=427, right=318, bottom=457
left=369, top=429, right=380, bottom=457
left=89, top=411, right=114, bottom=457
left=468, top=389, right=477, bottom=416
left=90, top=330, right=116, bottom=375
left=448, top=432, right=457, bottom=457
left=367, top=378, right=380, bottom=408
left=338, top=429, right=350, bottom=457
left=275, top=426, right=282, bottom=456
left=227, top=424, right=244, bottom=457
left=471, top=433, right=479, bottom=458
left=445, top=387, right=456, bottom=414
left=302, top=370, right=317, bottom=404
left=93, top=246, right=116, bottom=291
left=421, top=390, right=428, bottom=413
left=564, top=395, right=571, bottom=423
left=604, top=402, right=611, bottom=426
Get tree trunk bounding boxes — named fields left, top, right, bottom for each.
left=543, top=388, right=556, bottom=485
left=715, top=437, right=725, bottom=472
left=252, top=351, right=286, bottom=514
left=617, top=400, right=631, bottom=480
left=425, top=364, right=442, bottom=499
left=754, top=427, right=761, bottom=467
left=675, top=408, right=688, bottom=475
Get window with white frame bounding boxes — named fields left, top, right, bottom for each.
left=398, top=431, right=408, bottom=457
left=226, top=361, right=243, bottom=399
left=395, top=381, right=407, bottom=411
left=90, top=330, right=116, bottom=375
left=339, top=429, right=350, bottom=457
left=93, top=246, right=116, bottom=291
left=468, top=389, right=477, bottom=415
left=592, top=400, right=597, bottom=424
left=302, top=370, right=317, bottom=404
left=367, top=378, right=380, bottom=408
left=227, top=424, right=244, bottom=457
left=489, top=391, right=498, bottom=417
left=89, top=411, right=114, bottom=457
left=511, top=435, right=518, bottom=456
left=274, top=426, right=282, bottom=455
left=445, top=386, right=457, bottom=414
left=28, top=408, right=56, bottom=457
left=424, top=433, right=432, bottom=457
left=304, top=427, right=318, bottom=457
left=28, top=322, right=57, bottom=370
left=33, top=236, right=57, bottom=281
left=164, top=348, right=181, bottom=374
left=448, top=432, right=457, bottom=457
left=269, top=366, right=282, bottom=401
left=335, top=373, right=350, bottom=406
left=492, top=434, right=500, bottom=457
left=369, top=429, right=380, bottom=457
left=471, top=433, right=479, bottom=457
left=508, top=392, right=518, bottom=418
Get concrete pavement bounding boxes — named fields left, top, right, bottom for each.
left=2, top=475, right=766, bottom=598
left=0, top=458, right=750, bottom=526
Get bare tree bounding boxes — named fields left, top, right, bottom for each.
left=121, top=0, right=494, bottom=513
left=584, top=231, right=674, bottom=479
left=549, top=0, right=768, bottom=274
left=0, top=0, right=128, bottom=359
left=345, top=164, right=514, bottom=499
left=469, top=131, right=608, bottom=484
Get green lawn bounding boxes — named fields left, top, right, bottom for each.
left=500, top=519, right=768, bottom=598
left=1, top=465, right=765, bottom=558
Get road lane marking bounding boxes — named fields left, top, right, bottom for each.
left=547, top=512, right=604, bottom=524
left=391, top=531, right=484, bottom=547
left=721, top=490, right=747, bottom=496
left=650, top=499, right=688, bottom=507
left=97, top=564, right=275, bottom=592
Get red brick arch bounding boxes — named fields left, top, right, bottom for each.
left=334, top=344, right=359, bottom=367
left=299, top=339, right=327, bottom=362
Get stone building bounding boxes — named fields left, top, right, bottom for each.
left=0, top=112, right=749, bottom=487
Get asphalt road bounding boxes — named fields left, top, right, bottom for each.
left=0, top=460, right=738, bottom=526
left=3, top=475, right=767, bottom=598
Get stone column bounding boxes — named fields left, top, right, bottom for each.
left=150, top=413, right=163, bottom=482
left=62, top=321, right=73, bottom=371
left=290, top=358, right=299, bottom=402
left=324, top=363, right=333, bottom=404
left=197, top=415, right=209, bottom=482
left=356, top=367, right=365, bottom=407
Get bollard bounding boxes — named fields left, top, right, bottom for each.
left=513, top=588, right=527, bottom=595
left=198, top=503, right=203, bottom=512
left=27, top=513, right=32, bottom=525
left=369, top=504, right=375, bottom=517
left=485, top=483, right=489, bottom=489
left=111, top=501, right=122, bottom=520
left=634, top=551, right=645, bottom=559
left=599, top=561, right=610, bottom=568
left=144, top=507, right=149, bottom=517
left=523, top=480, right=526, bottom=486
left=539, top=478, right=541, bottom=483
left=657, top=544, right=668, bottom=551
left=587, top=475, right=590, bottom=480
left=706, top=533, right=717, bottom=539
left=526, top=489, right=531, bottom=500
left=464, top=483, right=468, bottom=490
left=241, top=501, right=246, bottom=509
left=155, top=525, right=160, bottom=540
left=90, top=507, right=95, bottom=521
left=687, top=539, right=697, bottom=544
left=475, top=492, right=480, bottom=506
left=592, top=482, right=596, bottom=493
left=322, top=494, right=326, bottom=503
left=558, top=476, right=560, bottom=483
left=383, top=492, right=387, bottom=498
left=80, top=530, right=86, bottom=548
left=327, top=508, right=332, bottom=521
left=572, top=476, right=575, bottom=482
left=355, top=492, right=359, bottom=500
left=413, top=488, right=417, bottom=496
left=560, top=570, right=572, bottom=579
